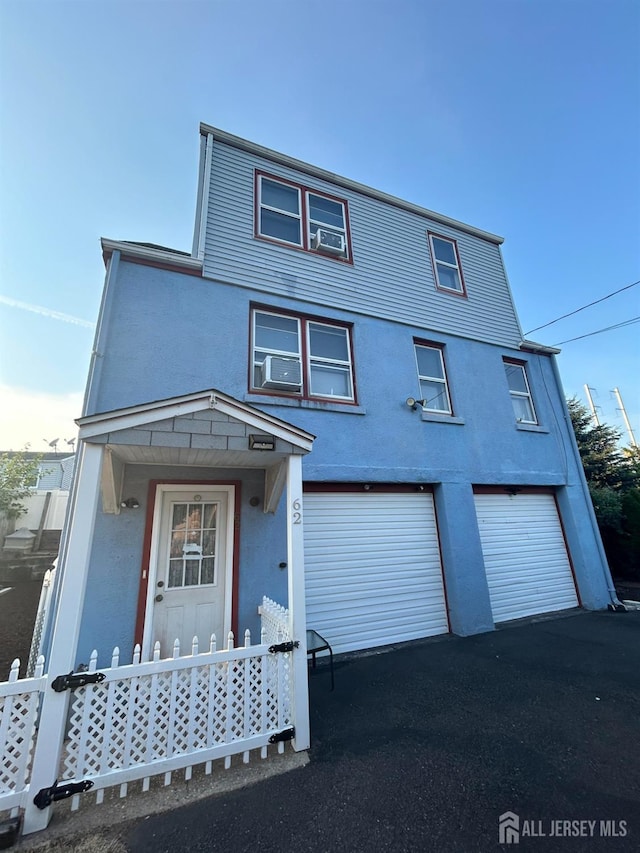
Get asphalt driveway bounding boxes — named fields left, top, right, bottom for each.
left=22, top=610, right=640, bottom=852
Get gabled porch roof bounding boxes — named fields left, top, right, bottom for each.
left=76, top=389, right=315, bottom=514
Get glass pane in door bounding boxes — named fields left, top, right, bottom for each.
left=167, top=501, right=218, bottom=587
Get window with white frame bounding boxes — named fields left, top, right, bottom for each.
left=428, top=232, right=466, bottom=295
left=256, top=173, right=350, bottom=260
left=251, top=308, right=355, bottom=401
left=503, top=359, right=537, bottom=424
left=258, top=177, right=302, bottom=247
left=414, top=342, right=452, bottom=414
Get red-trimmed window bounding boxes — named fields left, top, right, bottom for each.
left=256, top=172, right=351, bottom=261
left=251, top=307, right=355, bottom=402
left=428, top=232, right=466, bottom=295
left=414, top=341, right=453, bottom=414
left=503, top=359, right=538, bottom=424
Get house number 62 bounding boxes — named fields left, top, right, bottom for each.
left=292, top=499, right=302, bottom=524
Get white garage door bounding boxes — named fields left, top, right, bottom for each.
left=474, top=491, right=579, bottom=623
left=303, top=491, right=448, bottom=654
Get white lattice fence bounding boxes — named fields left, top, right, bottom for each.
left=260, top=596, right=290, bottom=644
left=259, top=598, right=293, bottom=729
left=60, top=628, right=293, bottom=806
left=0, top=657, right=46, bottom=817
left=27, top=567, right=56, bottom=678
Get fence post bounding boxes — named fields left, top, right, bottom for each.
left=286, top=454, right=310, bottom=751
left=22, top=442, right=103, bottom=835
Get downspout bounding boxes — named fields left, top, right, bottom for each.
left=83, top=248, right=120, bottom=416
left=192, top=132, right=213, bottom=261
left=549, top=355, right=621, bottom=607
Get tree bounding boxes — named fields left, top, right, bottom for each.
left=566, top=397, right=634, bottom=490
left=567, top=397, right=640, bottom=579
left=0, top=448, right=43, bottom=519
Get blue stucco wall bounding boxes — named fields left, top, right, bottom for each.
left=85, top=261, right=585, bottom=489
left=76, top=464, right=288, bottom=668
left=77, top=259, right=612, bottom=651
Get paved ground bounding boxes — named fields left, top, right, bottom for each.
left=16, top=610, right=640, bottom=852
left=0, top=580, right=41, bottom=677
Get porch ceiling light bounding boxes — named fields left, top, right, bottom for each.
left=406, top=397, right=426, bottom=411
left=120, top=497, right=140, bottom=509
left=249, top=434, right=275, bottom=451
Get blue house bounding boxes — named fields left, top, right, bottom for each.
left=57, top=124, right=616, bottom=672
left=15, top=127, right=623, bottom=836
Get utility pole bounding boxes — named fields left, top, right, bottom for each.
left=584, top=384, right=600, bottom=426
left=612, top=387, right=638, bottom=448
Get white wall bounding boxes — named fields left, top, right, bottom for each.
left=20, top=491, right=69, bottom=530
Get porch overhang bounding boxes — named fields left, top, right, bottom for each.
left=76, top=390, right=315, bottom=514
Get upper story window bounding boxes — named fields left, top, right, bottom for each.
left=503, top=359, right=537, bottom=424
left=258, top=177, right=302, bottom=246
left=256, top=172, right=351, bottom=262
left=414, top=342, right=453, bottom=414
left=428, top=232, right=466, bottom=295
left=251, top=308, right=355, bottom=402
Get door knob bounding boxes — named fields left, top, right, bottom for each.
left=155, top=594, right=163, bottom=602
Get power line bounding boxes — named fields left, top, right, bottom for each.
left=524, top=279, right=640, bottom=335
left=552, top=316, right=640, bottom=345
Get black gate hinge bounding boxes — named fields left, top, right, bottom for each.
left=51, top=670, right=106, bottom=692
left=33, top=779, right=94, bottom=810
left=269, top=726, right=295, bottom=744
left=268, top=640, right=300, bottom=654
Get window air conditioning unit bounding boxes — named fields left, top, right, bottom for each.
left=260, top=355, right=302, bottom=390
left=312, top=228, right=346, bottom=256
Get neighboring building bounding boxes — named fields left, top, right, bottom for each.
left=33, top=453, right=75, bottom=493
left=0, top=452, right=75, bottom=540
left=52, top=125, right=616, bottom=670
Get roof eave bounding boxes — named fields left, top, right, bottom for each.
left=519, top=339, right=561, bottom=355
left=200, top=123, right=504, bottom=245
left=77, top=389, right=316, bottom=451
left=100, top=238, right=203, bottom=271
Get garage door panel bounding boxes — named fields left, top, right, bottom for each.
left=310, top=616, right=448, bottom=655
left=311, top=598, right=446, bottom=623
left=474, top=492, right=578, bottom=623
left=304, top=492, right=448, bottom=654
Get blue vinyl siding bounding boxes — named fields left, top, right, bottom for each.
left=37, top=461, right=63, bottom=489
left=203, top=141, right=522, bottom=348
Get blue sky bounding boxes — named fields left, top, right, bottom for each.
left=1, top=0, right=638, bottom=450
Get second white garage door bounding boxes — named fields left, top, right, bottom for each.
left=303, top=491, right=449, bottom=654
left=474, top=491, right=579, bottom=623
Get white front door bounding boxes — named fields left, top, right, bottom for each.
left=147, top=486, right=235, bottom=657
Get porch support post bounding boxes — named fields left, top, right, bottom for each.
left=23, top=442, right=103, bottom=835
left=286, top=454, right=310, bottom=752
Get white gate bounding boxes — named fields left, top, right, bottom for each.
left=1, top=599, right=295, bottom=831
left=0, top=657, right=46, bottom=816
left=61, top=628, right=293, bottom=805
